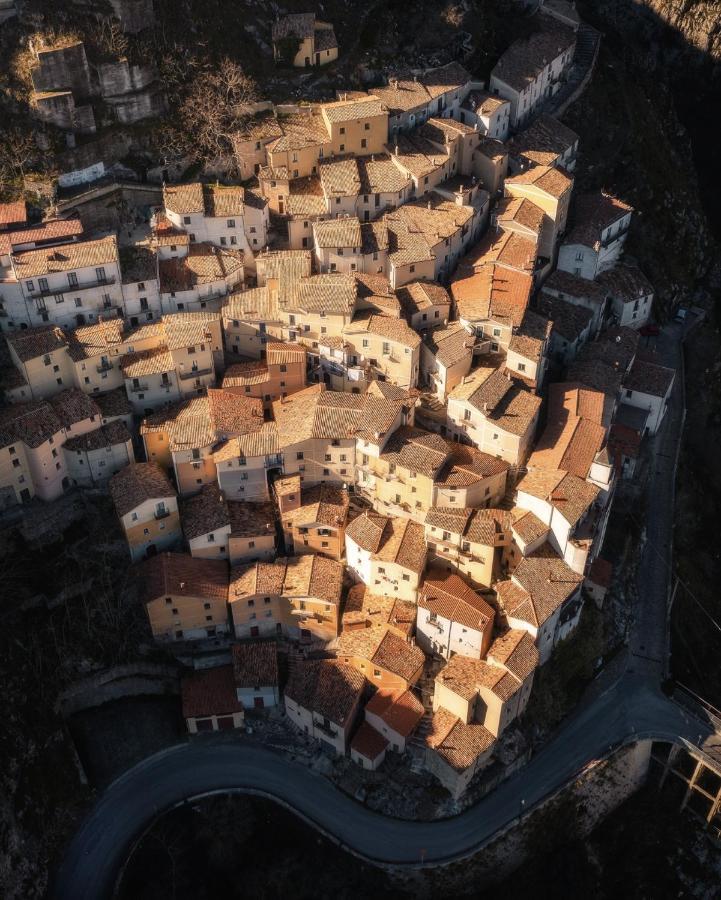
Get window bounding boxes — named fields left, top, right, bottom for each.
left=517, top=362, right=526, bottom=372
left=183, top=216, right=191, bottom=225
left=463, top=409, right=471, bottom=421
left=296, top=451, right=304, bottom=460
left=361, top=138, right=367, bottom=149
left=208, top=534, right=215, bottom=543
left=227, top=219, right=236, bottom=228
left=340, top=127, right=345, bottom=135
left=402, top=574, right=410, bottom=582
left=248, top=599, right=255, bottom=607
left=95, top=267, right=106, bottom=282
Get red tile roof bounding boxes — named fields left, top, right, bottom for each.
left=351, top=721, right=388, bottom=761
left=181, top=665, right=244, bottom=719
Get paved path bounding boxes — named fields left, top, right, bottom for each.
left=53, top=323, right=701, bottom=899
left=53, top=676, right=710, bottom=899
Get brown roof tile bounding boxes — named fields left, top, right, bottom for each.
left=232, top=641, right=278, bottom=688
left=181, top=665, right=243, bottom=719
left=109, top=462, right=176, bottom=517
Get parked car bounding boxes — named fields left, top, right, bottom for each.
left=639, top=323, right=660, bottom=337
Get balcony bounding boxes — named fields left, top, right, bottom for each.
left=154, top=508, right=170, bottom=520
left=179, top=366, right=213, bottom=381
left=130, top=382, right=149, bottom=393
left=426, top=617, right=444, bottom=633
left=96, top=361, right=113, bottom=373
left=27, top=275, right=117, bottom=298
left=264, top=454, right=283, bottom=469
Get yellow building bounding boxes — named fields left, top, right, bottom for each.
left=228, top=554, right=344, bottom=644
left=272, top=13, right=339, bottom=68
left=141, top=389, right=265, bottom=496
left=356, top=425, right=510, bottom=522
left=275, top=475, right=349, bottom=560
left=222, top=342, right=307, bottom=408
left=137, top=552, right=230, bottom=643
left=504, top=165, right=574, bottom=262
left=109, top=461, right=181, bottom=562
left=424, top=506, right=513, bottom=588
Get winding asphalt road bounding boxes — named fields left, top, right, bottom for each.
left=53, top=322, right=712, bottom=899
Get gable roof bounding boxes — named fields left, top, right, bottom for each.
left=109, top=462, right=175, bottom=517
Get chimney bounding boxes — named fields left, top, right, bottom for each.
left=394, top=145, right=399, bottom=156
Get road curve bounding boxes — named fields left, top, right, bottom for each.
left=53, top=675, right=709, bottom=899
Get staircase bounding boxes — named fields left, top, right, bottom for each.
left=545, top=23, right=601, bottom=118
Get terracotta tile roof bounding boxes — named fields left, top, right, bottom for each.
left=496, top=552, right=582, bottom=628
left=381, top=426, right=450, bottom=477
left=120, top=344, right=174, bottom=378
left=419, top=570, right=495, bottom=631
left=565, top=191, right=633, bottom=249
left=511, top=509, right=550, bottom=545
left=181, top=665, right=243, bottom=719
left=315, top=24, right=338, bottom=51
left=12, top=234, right=118, bottom=278
left=341, top=585, right=415, bottom=635
left=109, top=462, right=176, bottom=517
left=388, top=133, right=449, bottom=180
left=319, top=155, right=361, bottom=197
left=462, top=89, right=509, bottom=116
left=223, top=286, right=279, bottom=322
left=0, top=200, right=28, bottom=228
left=487, top=628, right=539, bottom=681
left=232, top=112, right=283, bottom=145
left=365, top=688, right=424, bottom=737
left=0, top=217, right=83, bottom=256
left=452, top=366, right=541, bottom=436
left=142, top=391, right=263, bottom=452
left=623, top=358, right=675, bottom=398
left=283, top=483, right=349, bottom=528
left=0, top=399, right=63, bottom=449
left=49, top=388, right=100, bottom=428
left=222, top=361, right=269, bottom=389
left=286, top=175, right=327, bottom=217
left=137, top=552, right=229, bottom=605
left=508, top=309, right=551, bottom=362
left=452, top=263, right=532, bottom=326
left=547, top=381, right=607, bottom=425
left=345, top=511, right=388, bottom=553
left=464, top=508, right=513, bottom=545
left=63, top=419, right=131, bottom=453
left=181, top=482, right=230, bottom=541
left=371, top=77, right=431, bottom=114
left=424, top=323, right=473, bottom=368
left=162, top=183, right=203, bottom=215
left=95, top=387, right=132, bottom=420
left=346, top=310, right=421, bottom=348
left=371, top=629, right=425, bottom=681
left=495, top=196, right=545, bottom=234
left=295, top=273, right=356, bottom=313
left=529, top=412, right=607, bottom=479
left=425, top=708, right=495, bottom=771
left=597, top=264, right=653, bottom=303
left=420, top=61, right=471, bottom=98
left=375, top=517, right=428, bottom=574
left=229, top=554, right=343, bottom=605
left=351, top=721, right=388, bottom=759
left=438, top=441, right=511, bottom=487
left=232, top=641, right=278, bottom=688
left=272, top=11, right=315, bottom=39
left=7, top=325, right=68, bottom=362
left=158, top=243, right=244, bottom=292
left=314, top=216, right=362, bottom=249
left=354, top=272, right=394, bottom=299
left=397, top=280, right=450, bottom=316
left=162, top=311, right=218, bottom=350
left=506, top=164, right=573, bottom=200
left=322, top=96, right=387, bottom=124
left=420, top=118, right=476, bottom=147
left=460, top=230, right=538, bottom=277
left=269, top=113, right=331, bottom=153
left=436, top=653, right=525, bottom=704
left=491, top=21, right=576, bottom=93
left=153, top=213, right=190, bottom=248
left=357, top=153, right=410, bottom=194
left=544, top=268, right=606, bottom=303
left=518, top=468, right=600, bottom=527
left=538, top=292, right=593, bottom=342
left=507, top=114, right=579, bottom=167
left=228, top=500, right=276, bottom=538
left=286, top=659, right=365, bottom=726
left=202, top=184, right=245, bottom=218
left=425, top=506, right=473, bottom=534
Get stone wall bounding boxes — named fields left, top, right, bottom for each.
left=108, top=0, right=155, bottom=33
left=31, top=41, right=93, bottom=97
left=97, top=59, right=156, bottom=97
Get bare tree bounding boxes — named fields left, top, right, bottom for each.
left=0, top=128, right=36, bottom=189
left=178, top=58, right=259, bottom=163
